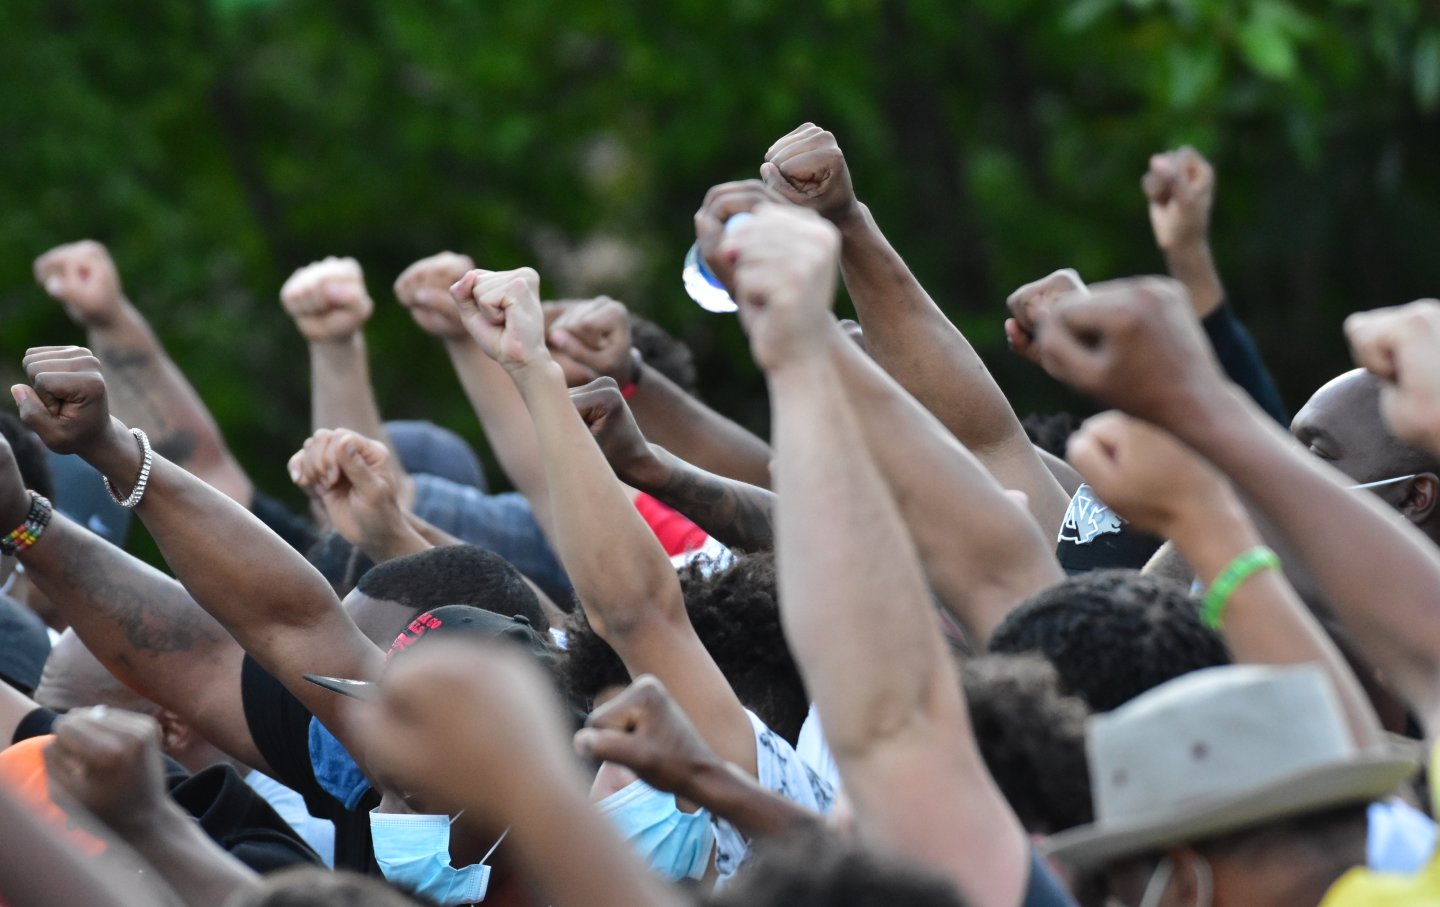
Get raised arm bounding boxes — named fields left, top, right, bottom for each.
left=394, top=252, right=556, bottom=537
left=13, top=347, right=384, bottom=758
left=46, top=708, right=260, bottom=907
left=447, top=267, right=756, bottom=773
left=759, top=125, right=1070, bottom=536
left=829, top=320, right=1064, bottom=647
left=547, top=296, right=773, bottom=489
left=33, top=241, right=252, bottom=503
left=1066, top=412, right=1382, bottom=748
left=727, top=203, right=1028, bottom=907
left=1143, top=148, right=1287, bottom=422
left=363, top=639, right=684, bottom=907
left=568, top=378, right=775, bottom=551
left=576, top=676, right=822, bottom=841
left=1033, top=279, right=1440, bottom=734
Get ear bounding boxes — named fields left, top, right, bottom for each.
left=156, top=709, right=194, bottom=757
left=1167, top=847, right=1207, bottom=906
left=1400, top=473, right=1439, bottom=524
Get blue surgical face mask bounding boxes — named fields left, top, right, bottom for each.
left=596, top=779, right=714, bottom=881
left=369, top=810, right=506, bottom=906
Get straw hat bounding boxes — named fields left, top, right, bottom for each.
left=1045, top=664, right=1420, bottom=870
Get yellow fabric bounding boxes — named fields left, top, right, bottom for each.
left=1320, top=744, right=1440, bottom=905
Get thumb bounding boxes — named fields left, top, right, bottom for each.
left=338, top=440, right=387, bottom=496
left=573, top=727, right=648, bottom=772
left=11, top=386, right=46, bottom=429
left=759, top=161, right=787, bottom=190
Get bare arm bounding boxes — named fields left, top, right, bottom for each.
left=760, top=126, right=1070, bottom=535
left=47, top=709, right=259, bottom=907
left=733, top=204, right=1027, bottom=907
left=451, top=268, right=756, bottom=774
left=1067, top=413, right=1381, bottom=748
left=830, top=326, right=1064, bottom=647
left=567, top=378, right=774, bottom=552
left=15, top=348, right=384, bottom=760
left=33, top=241, right=251, bottom=503
left=625, top=363, right=773, bottom=489
left=1034, top=279, right=1440, bottom=735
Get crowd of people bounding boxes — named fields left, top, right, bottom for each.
left=2, top=121, right=1440, bottom=907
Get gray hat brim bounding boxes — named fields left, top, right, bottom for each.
left=1045, top=749, right=1420, bottom=871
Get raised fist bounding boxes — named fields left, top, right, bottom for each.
left=279, top=257, right=374, bottom=343
left=718, top=204, right=842, bottom=373
left=547, top=297, right=636, bottom=387
left=1345, top=300, right=1440, bottom=456
left=573, top=675, right=719, bottom=799
left=1143, top=147, right=1215, bottom=252
left=45, top=707, right=172, bottom=836
left=1066, top=412, right=1233, bottom=538
left=1032, top=276, right=1224, bottom=425
left=394, top=252, right=475, bottom=340
left=448, top=267, right=547, bottom=372
left=1004, top=268, right=1088, bottom=365
left=14, top=347, right=118, bottom=459
left=570, top=377, right=656, bottom=484
left=761, top=123, right=859, bottom=225
left=33, top=241, right=126, bottom=328
left=288, top=429, right=406, bottom=551
left=362, top=638, right=577, bottom=817
left=694, top=180, right=791, bottom=293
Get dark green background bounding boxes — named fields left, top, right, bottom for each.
left=5, top=0, right=1440, bottom=506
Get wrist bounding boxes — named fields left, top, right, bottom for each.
left=107, top=797, right=189, bottom=841
left=622, top=443, right=672, bottom=492
left=835, top=202, right=872, bottom=243
left=86, top=418, right=146, bottom=485
left=308, top=332, right=365, bottom=353
left=1164, top=494, right=1253, bottom=564
left=508, top=357, right=563, bottom=391
left=80, top=295, right=140, bottom=334
left=673, top=750, right=733, bottom=805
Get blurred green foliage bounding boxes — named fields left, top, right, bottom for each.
left=4, top=0, right=1440, bottom=505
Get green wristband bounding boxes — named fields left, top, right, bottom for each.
left=1202, top=547, right=1281, bottom=630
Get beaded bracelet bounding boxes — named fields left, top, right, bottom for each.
left=102, top=428, right=154, bottom=509
left=0, top=492, right=53, bottom=556
left=1202, top=546, right=1281, bottom=630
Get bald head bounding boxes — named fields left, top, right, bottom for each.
left=1293, top=369, right=1440, bottom=484
left=34, top=630, right=157, bottom=715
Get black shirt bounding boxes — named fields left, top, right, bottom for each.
left=240, top=654, right=381, bottom=874
left=13, top=706, right=320, bottom=872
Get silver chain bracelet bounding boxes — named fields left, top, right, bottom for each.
left=102, top=428, right=154, bottom=508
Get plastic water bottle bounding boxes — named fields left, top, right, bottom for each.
left=681, top=212, right=753, bottom=313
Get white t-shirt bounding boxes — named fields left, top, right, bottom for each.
left=795, top=703, right=842, bottom=795
left=713, top=710, right=835, bottom=884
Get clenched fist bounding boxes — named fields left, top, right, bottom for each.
left=547, top=297, right=636, bottom=387
left=45, top=707, right=174, bottom=837
left=448, top=267, right=548, bottom=372
left=1346, top=300, right=1440, bottom=456
left=570, top=377, right=657, bottom=485
left=718, top=204, right=842, bottom=373
left=280, top=257, right=374, bottom=343
left=289, top=428, right=407, bottom=553
left=1032, top=277, right=1224, bottom=425
left=1067, top=412, right=1235, bottom=538
left=694, top=180, right=792, bottom=293
left=1143, top=147, right=1214, bottom=253
left=761, top=124, right=859, bottom=225
left=13, top=347, right=121, bottom=461
left=33, top=241, right=126, bottom=328
left=394, top=252, right=475, bottom=340
left=1005, top=268, right=1088, bottom=365
left=573, top=676, right=720, bottom=799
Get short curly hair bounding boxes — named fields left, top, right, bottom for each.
left=962, top=654, right=1093, bottom=834
left=987, top=570, right=1231, bottom=712
left=356, top=544, right=546, bottom=630
left=556, top=551, right=809, bottom=745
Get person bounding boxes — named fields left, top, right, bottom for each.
left=1044, top=664, right=1417, bottom=906
left=719, top=200, right=1073, bottom=906
left=445, top=262, right=834, bottom=884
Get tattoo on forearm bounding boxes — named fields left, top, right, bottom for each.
left=95, top=343, right=202, bottom=467
left=52, top=533, right=224, bottom=655
left=656, top=467, right=775, bottom=551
